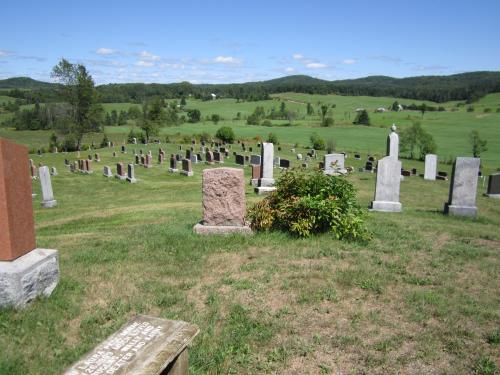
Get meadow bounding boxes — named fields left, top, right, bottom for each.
left=0, top=93, right=499, bottom=374
left=0, top=139, right=498, bottom=374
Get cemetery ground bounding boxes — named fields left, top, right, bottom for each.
left=0, top=142, right=498, bottom=375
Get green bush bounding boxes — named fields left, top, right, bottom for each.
left=267, top=132, right=279, bottom=144
left=216, top=126, right=235, bottom=143
left=310, top=133, right=325, bottom=150
left=247, top=168, right=369, bottom=240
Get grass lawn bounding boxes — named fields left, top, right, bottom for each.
left=0, top=141, right=498, bottom=374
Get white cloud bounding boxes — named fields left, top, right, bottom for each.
left=135, top=60, right=154, bottom=67
left=285, top=67, right=295, bottom=73
left=306, top=62, right=328, bottom=69
left=0, top=50, right=11, bottom=57
left=292, top=53, right=304, bottom=60
left=96, top=48, right=116, bottom=55
left=139, top=51, right=160, bottom=61
left=213, top=56, right=242, bottom=64
left=342, top=59, right=356, bottom=65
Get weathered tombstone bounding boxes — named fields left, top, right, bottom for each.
left=197, top=153, right=203, bottom=162
left=250, top=154, right=261, bottom=165
left=115, top=162, right=126, bottom=180
left=144, top=154, right=153, bottom=168
left=103, top=165, right=113, bottom=178
left=250, top=164, right=261, bottom=187
left=206, top=151, right=214, bottom=165
left=185, top=149, right=192, bottom=160
left=424, top=154, right=437, bottom=181
left=127, top=163, right=137, bottom=183
left=370, top=156, right=402, bottom=212
left=112, top=151, right=117, bottom=157
left=190, top=154, right=198, bottom=164
left=354, top=153, right=361, bottom=160
left=0, top=139, right=59, bottom=308
left=402, top=170, right=411, bottom=177
left=484, top=174, right=500, bottom=198
left=158, top=152, right=164, bottom=164
left=365, top=161, right=373, bottom=172
left=279, top=159, right=290, bottom=169
left=53, top=146, right=58, bottom=154
left=302, top=162, right=308, bottom=168
left=296, top=153, right=303, bottom=161
left=94, top=153, right=100, bottom=162
left=324, top=153, right=346, bottom=175
left=176, top=154, right=182, bottom=161
left=64, top=158, right=70, bottom=166
left=194, top=168, right=252, bottom=234
left=387, top=124, right=399, bottom=159
left=39, top=166, right=57, bottom=208
left=132, top=137, right=137, bottom=144
left=411, top=168, right=417, bottom=176
left=85, top=159, right=93, bottom=174
left=368, top=156, right=375, bottom=162
left=140, top=155, right=145, bottom=165
left=274, top=156, right=280, bottom=167
left=168, top=154, right=178, bottom=173
left=121, top=145, right=126, bottom=153
left=214, top=151, right=224, bottom=163
left=256, top=143, right=276, bottom=194
left=444, top=157, right=480, bottom=217
left=181, top=159, right=193, bottom=176
left=50, top=167, right=58, bottom=176
left=30, top=160, right=37, bottom=179
left=235, top=154, right=245, bottom=165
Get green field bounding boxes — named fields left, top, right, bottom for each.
left=1, top=92, right=499, bottom=169
left=0, top=140, right=498, bottom=374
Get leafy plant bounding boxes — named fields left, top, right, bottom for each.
left=247, top=169, right=369, bottom=241
left=216, top=126, right=235, bottom=143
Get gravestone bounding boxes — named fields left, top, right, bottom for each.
left=185, top=149, right=192, bottom=160
left=115, top=163, right=126, bottom=180
left=30, top=159, right=37, bottom=179
left=205, top=151, right=214, bottom=165
left=274, top=157, right=280, bottom=167
left=324, top=153, right=347, bottom=175
left=365, top=161, right=373, bottom=172
left=190, top=154, right=198, bottom=164
left=181, top=159, right=193, bottom=176
left=127, top=164, right=137, bottom=183
left=279, top=159, right=290, bottom=169
left=484, top=174, right=500, bottom=198
left=112, top=151, right=117, bottom=157
left=121, top=145, right=126, bottom=153
left=39, top=166, right=57, bottom=208
left=296, top=153, right=303, bottom=161
left=50, top=167, right=58, bottom=176
left=354, top=153, right=361, bottom=160
left=135, top=154, right=140, bottom=165
left=194, top=168, right=252, bottom=235
left=370, top=156, right=402, bottom=212
left=250, top=164, right=261, bottom=187
left=63, top=315, right=199, bottom=375
left=424, top=154, right=437, bottom=180
left=94, top=153, right=100, bottom=162
left=168, top=155, right=178, bottom=173
left=0, top=139, right=59, bottom=308
left=235, top=154, right=245, bottom=165
left=144, top=155, right=152, bottom=168
left=197, top=153, right=203, bottom=162
left=444, top=157, right=480, bottom=217
left=250, top=154, right=261, bottom=165
left=103, top=166, right=113, bottom=178
left=387, top=124, right=399, bottom=159
left=85, top=160, right=93, bottom=174
left=158, top=153, right=164, bottom=164
left=411, top=168, right=417, bottom=175
left=255, top=143, right=276, bottom=194
left=214, top=151, right=224, bottom=163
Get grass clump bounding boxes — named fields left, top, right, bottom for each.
left=247, top=168, right=369, bottom=240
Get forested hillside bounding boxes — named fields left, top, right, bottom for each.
left=1, top=71, right=500, bottom=103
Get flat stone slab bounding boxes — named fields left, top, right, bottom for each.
left=63, top=315, right=199, bottom=375
left=0, top=248, right=59, bottom=308
left=370, top=201, right=402, bottom=213
left=255, top=186, right=277, bottom=195
left=193, top=223, right=252, bottom=235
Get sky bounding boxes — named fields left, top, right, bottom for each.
left=0, top=0, right=499, bottom=85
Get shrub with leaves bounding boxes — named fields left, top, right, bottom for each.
left=247, top=168, right=369, bottom=241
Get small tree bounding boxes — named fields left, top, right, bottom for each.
left=306, top=102, right=314, bottom=116
left=353, top=110, right=370, bottom=125
left=216, top=126, right=235, bottom=143
left=187, top=109, right=201, bottom=123
left=267, top=132, right=278, bottom=144
left=326, top=138, right=336, bottom=153
left=320, top=105, right=328, bottom=126
left=211, top=114, right=220, bottom=125
left=469, top=130, right=487, bottom=157
left=310, top=133, right=326, bottom=150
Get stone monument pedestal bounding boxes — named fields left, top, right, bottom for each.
left=255, top=186, right=277, bottom=195
left=41, top=199, right=57, bottom=208
left=193, top=222, right=252, bottom=235
left=168, top=168, right=178, bottom=173
left=0, top=248, right=59, bottom=309
left=370, top=201, right=402, bottom=212
left=484, top=193, right=500, bottom=199
left=444, top=203, right=477, bottom=217
left=181, top=170, right=193, bottom=176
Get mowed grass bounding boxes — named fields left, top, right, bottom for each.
left=0, top=141, right=498, bottom=374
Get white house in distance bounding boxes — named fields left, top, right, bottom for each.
left=211, top=93, right=217, bottom=100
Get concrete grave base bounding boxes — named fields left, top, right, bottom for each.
left=259, top=178, right=275, bottom=187
left=41, top=199, right=57, bottom=208
left=484, top=193, right=500, bottom=199
left=444, top=203, right=477, bottom=217
left=115, top=175, right=127, bottom=180
left=181, top=171, right=194, bottom=176
left=126, top=178, right=137, bottom=183
left=168, top=168, right=178, bottom=173
left=250, top=178, right=258, bottom=187
left=193, top=223, right=252, bottom=235
left=255, top=186, right=277, bottom=195
left=0, top=249, right=59, bottom=309
left=370, top=201, right=402, bottom=212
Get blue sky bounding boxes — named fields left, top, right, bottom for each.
left=1, top=0, right=499, bottom=84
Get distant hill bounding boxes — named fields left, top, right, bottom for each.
left=1, top=71, right=500, bottom=104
